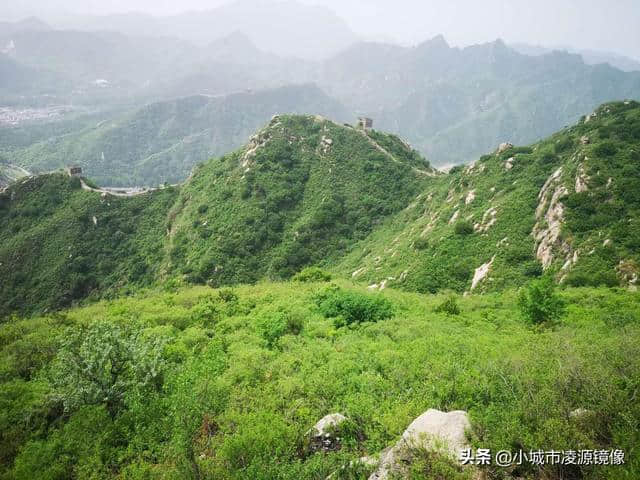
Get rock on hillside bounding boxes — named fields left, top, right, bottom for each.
left=369, top=409, right=472, bottom=480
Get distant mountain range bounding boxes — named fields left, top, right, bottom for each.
left=1, top=9, right=640, bottom=180
left=317, top=37, right=640, bottom=166
left=511, top=42, right=640, bottom=72
left=54, top=0, right=359, bottom=60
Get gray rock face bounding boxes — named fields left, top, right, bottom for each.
left=313, top=413, right=347, bottom=435
left=497, top=142, right=513, bottom=154
left=310, top=413, right=347, bottom=452
left=369, top=409, right=471, bottom=480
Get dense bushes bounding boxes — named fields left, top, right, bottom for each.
left=594, top=141, right=617, bottom=157
left=256, top=309, right=304, bottom=348
left=293, top=267, right=332, bottom=283
left=314, top=285, right=394, bottom=327
left=1, top=283, right=640, bottom=478
left=434, top=296, right=461, bottom=315
left=49, top=321, right=166, bottom=416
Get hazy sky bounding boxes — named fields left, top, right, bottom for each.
left=3, top=0, right=640, bottom=60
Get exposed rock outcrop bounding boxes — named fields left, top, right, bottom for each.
left=368, top=409, right=471, bottom=480
left=465, top=190, right=476, bottom=205
left=474, top=207, right=497, bottom=233
left=471, top=256, right=495, bottom=290
left=532, top=167, right=571, bottom=269
left=575, top=164, right=589, bottom=193
left=497, top=142, right=513, bottom=154
left=504, top=157, right=514, bottom=170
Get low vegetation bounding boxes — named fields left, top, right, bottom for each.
left=0, top=281, right=638, bottom=479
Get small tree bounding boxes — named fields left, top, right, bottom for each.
left=518, top=276, right=565, bottom=325
left=50, top=322, right=166, bottom=417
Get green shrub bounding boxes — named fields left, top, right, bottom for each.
left=554, top=137, right=574, bottom=154
left=49, top=322, right=166, bottom=416
left=190, top=296, right=219, bottom=325
left=540, top=151, right=558, bottom=164
left=413, top=237, right=429, bottom=250
left=292, top=266, right=332, bottom=283
left=256, top=312, right=288, bottom=348
left=314, top=286, right=394, bottom=328
left=218, top=288, right=238, bottom=303
left=594, top=141, right=617, bottom=157
left=522, top=261, right=543, bottom=277
left=518, top=277, right=565, bottom=325
left=454, top=220, right=474, bottom=235
left=256, top=309, right=303, bottom=348
left=434, top=296, right=461, bottom=315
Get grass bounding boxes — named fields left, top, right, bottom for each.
left=0, top=281, right=638, bottom=479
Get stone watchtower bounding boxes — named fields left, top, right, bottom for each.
left=357, top=117, right=373, bottom=131
left=66, top=166, right=82, bottom=177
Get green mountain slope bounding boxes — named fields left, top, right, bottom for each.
left=0, top=115, right=431, bottom=315
left=337, top=101, right=640, bottom=293
left=0, top=174, right=178, bottom=314
left=166, top=114, right=431, bottom=285
left=1, top=102, right=639, bottom=316
left=6, top=85, right=351, bottom=186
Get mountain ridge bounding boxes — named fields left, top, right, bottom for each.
left=1, top=101, right=639, bottom=316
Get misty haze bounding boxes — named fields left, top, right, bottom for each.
left=0, top=1, right=639, bottom=479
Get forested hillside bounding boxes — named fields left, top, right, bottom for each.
left=1, top=102, right=639, bottom=316
left=3, top=85, right=350, bottom=186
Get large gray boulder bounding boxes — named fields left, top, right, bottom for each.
left=369, top=409, right=471, bottom=480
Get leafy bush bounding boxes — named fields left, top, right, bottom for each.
left=292, top=266, right=332, bottom=283
left=49, top=321, right=166, bottom=416
left=314, top=286, right=394, bottom=327
left=256, top=312, right=288, bottom=348
left=256, top=309, right=303, bottom=348
left=522, top=261, right=543, bottom=277
left=190, top=295, right=219, bottom=325
left=454, top=220, right=474, bottom=235
left=518, top=277, right=565, bottom=325
left=539, top=151, right=558, bottom=164
left=434, top=296, right=461, bottom=315
left=218, top=288, right=238, bottom=303
left=197, top=204, right=208, bottom=214
left=413, top=237, right=429, bottom=250
left=554, top=137, right=574, bottom=153
left=594, top=141, right=617, bottom=157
